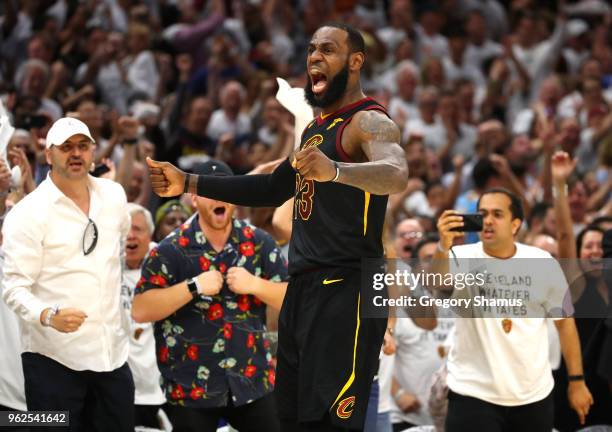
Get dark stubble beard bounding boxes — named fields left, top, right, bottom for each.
left=304, top=62, right=350, bottom=109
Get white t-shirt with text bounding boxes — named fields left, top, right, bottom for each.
left=447, top=242, right=568, bottom=406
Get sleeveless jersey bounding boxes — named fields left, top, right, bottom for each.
left=289, top=97, right=390, bottom=275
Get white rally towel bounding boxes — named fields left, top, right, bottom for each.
left=275, top=78, right=314, bottom=149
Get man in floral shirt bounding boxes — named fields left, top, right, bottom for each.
left=132, top=160, right=288, bottom=432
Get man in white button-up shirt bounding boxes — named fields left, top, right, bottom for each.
left=1, top=117, right=134, bottom=431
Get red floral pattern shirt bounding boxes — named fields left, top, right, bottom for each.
left=135, top=217, right=288, bottom=407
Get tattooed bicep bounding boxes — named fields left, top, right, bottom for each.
left=357, top=111, right=401, bottom=145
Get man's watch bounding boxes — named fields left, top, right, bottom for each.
left=393, top=388, right=405, bottom=402
left=568, top=374, right=585, bottom=382
left=43, top=304, right=60, bottom=327
left=186, top=278, right=199, bottom=298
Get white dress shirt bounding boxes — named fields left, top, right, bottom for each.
left=2, top=175, right=130, bottom=372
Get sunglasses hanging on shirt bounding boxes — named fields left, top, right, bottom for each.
left=82, top=218, right=98, bottom=255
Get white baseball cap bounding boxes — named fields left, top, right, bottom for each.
left=45, top=117, right=96, bottom=149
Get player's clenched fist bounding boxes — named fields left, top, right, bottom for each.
left=146, top=157, right=187, bottom=197
left=292, top=147, right=337, bottom=182
left=436, top=210, right=465, bottom=252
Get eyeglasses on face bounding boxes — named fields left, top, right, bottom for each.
left=398, top=231, right=424, bottom=240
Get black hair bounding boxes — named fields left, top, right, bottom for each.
left=182, top=95, right=211, bottom=117
left=472, top=157, right=499, bottom=190
left=320, top=22, right=365, bottom=54
left=591, top=216, right=612, bottom=229
left=443, top=21, right=467, bottom=39
left=477, top=187, right=524, bottom=222
left=85, top=25, right=105, bottom=39
left=576, top=225, right=604, bottom=256
left=425, top=181, right=443, bottom=196
left=468, top=8, right=486, bottom=20
left=439, top=88, right=457, bottom=100
left=527, top=202, right=552, bottom=228
left=413, top=234, right=440, bottom=258
left=453, top=77, right=474, bottom=91
left=513, top=10, right=538, bottom=27
left=567, top=173, right=584, bottom=190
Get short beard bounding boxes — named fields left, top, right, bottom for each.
left=304, top=63, right=349, bottom=108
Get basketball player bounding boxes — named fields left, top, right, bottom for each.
left=147, top=23, right=408, bottom=431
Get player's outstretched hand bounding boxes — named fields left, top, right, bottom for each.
left=293, top=147, right=336, bottom=182
left=146, top=157, right=187, bottom=197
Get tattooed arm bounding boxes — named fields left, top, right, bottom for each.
left=292, top=110, right=408, bottom=195
left=336, top=110, right=408, bottom=195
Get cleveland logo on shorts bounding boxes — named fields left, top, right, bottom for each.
left=336, top=395, right=355, bottom=419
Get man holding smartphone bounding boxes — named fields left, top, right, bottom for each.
left=434, top=188, right=593, bottom=431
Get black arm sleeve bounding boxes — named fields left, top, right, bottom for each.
left=195, top=158, right=296, bottom=207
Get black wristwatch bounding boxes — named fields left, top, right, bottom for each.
left=186, top=278, right=198, bottom=298
left=568, top=375, right=585, bottom=382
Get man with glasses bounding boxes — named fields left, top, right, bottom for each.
left=394, top=218, right=425, bottom=260
left=2, top=117, right=134, bottom=431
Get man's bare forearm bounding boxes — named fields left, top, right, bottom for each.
left=251, top=280, right=287, bottom=311
left=556, top=318, right=584, bottom=376
left=337, top=158, right=407, bottom=195
left=132, top=282, right=192, bottom=323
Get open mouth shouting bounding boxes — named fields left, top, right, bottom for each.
left=126, top=242, right=139, bottom=253
left=310, top=69, right=328, bottom=95
left=211, top=205, right=230, bottom=223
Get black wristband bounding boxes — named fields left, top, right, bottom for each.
left=184, top=174, right=190, bottom=194
left=123, top=137, right=138, bottom=145
left=568, top=375, right=584, bottom=382
left=186, top=278, right=198, bottom=298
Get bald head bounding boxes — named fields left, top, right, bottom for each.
left=220, top=81, right=246, bottom=115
